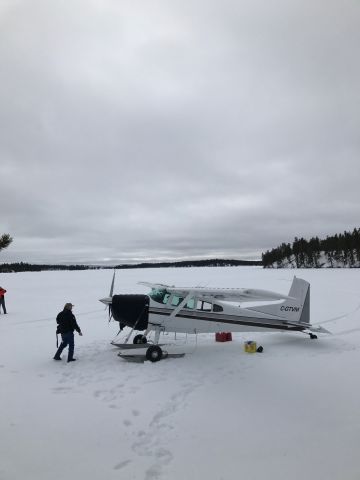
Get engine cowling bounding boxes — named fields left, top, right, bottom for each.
left=110, top=294, right=149, bottom=331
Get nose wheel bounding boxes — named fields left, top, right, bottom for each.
left=133, top=334, right=147, bottom=344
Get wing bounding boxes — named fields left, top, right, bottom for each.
left=139, top=282, right=294, bottom=302
left=190, top=287, right=295, bottom=302
left=138, top=281, right=173, bottom=289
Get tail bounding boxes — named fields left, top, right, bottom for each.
left=247, top=277, right=310, bottom=324
left=287, top=276, right=310, bottom=325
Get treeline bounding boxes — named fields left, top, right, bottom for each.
left=112, top=259, right=262, bottom=269
left=262, top=228, right=360, bottom=268
left=1, top=258, right=262, bottom=273
left=0, top=262, right=101, bottom=273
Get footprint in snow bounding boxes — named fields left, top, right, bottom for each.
left=52, top=386, right=73, bottom=393
left=113, top=459, right=132, bottom=470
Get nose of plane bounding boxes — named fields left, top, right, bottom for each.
left=99, top=296, right=112, bottom=305
left=110, top=294, right=150, bottom=331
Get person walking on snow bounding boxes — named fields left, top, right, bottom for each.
left=53, top=303, right=82, bottom=362
left=0, top=287, right=7, bottom=314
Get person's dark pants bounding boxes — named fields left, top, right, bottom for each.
left=0, top=297, right=6, bottom=314
left=54, top=332, right=75, bottom=361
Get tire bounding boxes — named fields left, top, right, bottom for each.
left=133, top=334, right=147, bottom=344
left=146, top=345, right=163, bottom=362
left=256, top=346, right=264, bottom=353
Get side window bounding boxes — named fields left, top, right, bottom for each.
left=171, top=295, right=183, bottom=306
left=196, top=300, right=212, bottom=311
left=185, top=297, right=195, bottom=309
left=213, top=304, right=223, bottom=312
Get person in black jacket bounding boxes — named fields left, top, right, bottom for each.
left=0, top=286, right=7, bottom=314
left=53, top=303, right=82, bottom=362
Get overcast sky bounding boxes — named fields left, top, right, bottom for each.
left=1, top=0, right=359, bottom=265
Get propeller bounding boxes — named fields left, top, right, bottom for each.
left=99, top=269, right=116, bottom=322
left=108, top=269, right=116, bottom=321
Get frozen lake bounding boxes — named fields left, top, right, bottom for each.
left=0, top=266, right=359, bottom=480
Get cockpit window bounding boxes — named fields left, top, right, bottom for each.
left=149, top=288, right=170, bottom=304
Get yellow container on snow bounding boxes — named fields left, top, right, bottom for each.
left=244, top=341, right=257, bottom=353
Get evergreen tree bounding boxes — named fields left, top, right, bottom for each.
left=0, top=234, right=13, bottom=252
left=354, top=228, right=360, bottom=263
left=262, top=228, right=360, bottom=268
left=292, top=237, right=301, bottom=268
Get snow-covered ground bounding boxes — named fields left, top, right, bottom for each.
left=1, top=267, right=360, bottom=480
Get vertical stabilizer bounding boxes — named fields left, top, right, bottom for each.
left=247, top=277, right=310, bottom=324
left=283, top=277, right=310, bottom=324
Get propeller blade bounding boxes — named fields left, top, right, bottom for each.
left=109, top=269, right=116, bottom=297
left=99, top=270, right=116, bottom=322
left=108, top=270, right=116, bottom=322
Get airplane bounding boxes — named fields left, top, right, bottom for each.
left=99, top=274, right=330, bottom=362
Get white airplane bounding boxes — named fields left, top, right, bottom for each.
left=100, top=274, right=330, bottom=362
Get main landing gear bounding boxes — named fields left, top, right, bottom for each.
left=145, top=345, right=164, bottom=362
left=132, top=328, right=167, bottom=362
left=309, top=333, right=318, bottom=339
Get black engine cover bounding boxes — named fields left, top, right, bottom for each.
left=111, top=294, right=149, bottom=331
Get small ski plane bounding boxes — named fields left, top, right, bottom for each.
left=100, top=274, right=329, bottom=361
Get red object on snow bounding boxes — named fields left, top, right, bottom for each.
left=215, top=332, right=232, bottom=342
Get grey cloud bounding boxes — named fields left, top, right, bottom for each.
left=1, top=0, right=359, bottom=264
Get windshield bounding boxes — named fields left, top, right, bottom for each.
left=149, top=288, right=170, bottom=304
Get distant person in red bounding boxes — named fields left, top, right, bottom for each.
left=53, top=303, right=82, bottom=362
left=0, top=287, right=7, bottom=314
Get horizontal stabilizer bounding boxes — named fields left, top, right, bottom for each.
left=308, top=325, right=332, bottom=334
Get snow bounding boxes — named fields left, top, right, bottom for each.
left=1, top=266, right=360, bottom=480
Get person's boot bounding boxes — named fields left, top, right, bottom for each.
left=54, top=344, right=64, bottom=360
left=67, top=358, right=77, bottom=362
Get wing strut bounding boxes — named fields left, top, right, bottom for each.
left=169, top=292, right=194, bottom=318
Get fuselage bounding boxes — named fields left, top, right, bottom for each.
left=106, top=286, right=306, bottom=334
left=147, top=299, right=304, bottom=334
